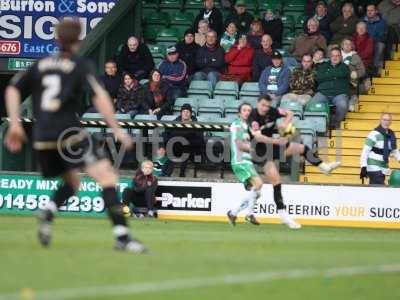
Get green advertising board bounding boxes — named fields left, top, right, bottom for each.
left=0, top=174, right=131, bottom=217
left=8, top=58, right=36, bottom=71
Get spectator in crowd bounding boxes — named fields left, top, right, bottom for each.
left=313, top=47, right=326, bottom=65
left=305, top=0, right=342, bottom=20
left=290, top=18, right=327, bottom=63
left=176, top=29, right=200, bottom=76
left=363, top=4, right=387, bottom=74
left=195, top=19, right=210, bottom=47
left=145, top=70, right=173, bottom=119
left=222, top=34, right=255, bottom=83
left=101, top=60, right=120, bottom=103
left=305, top=1, right=332, bottom=43
left=117, top=36, right=154, bottom=81
left=194, top=30, right=225, bottom=88
left=225, top=0, right=254, bottom=35
left=259, top=50, right=290, bottom=103
left=153, top=146, right=174, bottom=177
left=163, top=103, right=205, bottom=177
left=220, top=21, right=238, bottom=52
left=247, top=19, right=264, bottom=49
left=252, top=34, right=274, bottom=81
left=116, top=72, right=149, bottom=118
left=352, top=21, right=374, bottom=71
left=281, top=53, right=315, bottom=106
left=330, top=3, right=358, bottom=46
left=122, top=160, right=158, bottom=217
left=341, top=38, right=366, bottom=111
left=261, top=9, right=283, bottom=48
left=360, top=113, right=400, bottom=185
left=86, top=60, right=120, bottom=112
left=378, top=0, right=400, bottom=59
left=158, top=46, right=188, bottom=101
left=193, top=0, right=223, bottom=36
left=312, top=48, right=350, bottom=128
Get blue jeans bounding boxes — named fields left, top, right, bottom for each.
left=312, top=92, right=349, bottom=128
left=193, top=71, right=220, bottom=89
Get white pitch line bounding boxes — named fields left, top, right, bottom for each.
left=1, top=264, right=400, bottom=300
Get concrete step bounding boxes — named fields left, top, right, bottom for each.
left=359, top=95, right=400, bottom=102
left=356, top=102, right=400, bottom=113
left=372, top=77, right=400, bottom=85
left=368, top=85, right=400, bottom=95
left=300, top=174, right=362, bottom=184
left=385, top=60, right=400, bottom=69
left=341, top=120, right=400, bottom=130
left=346, top=112, right=400, bottom=120
left=381, top=69, right=400, bottom=78
left=330, top=129, right=400, bottom=138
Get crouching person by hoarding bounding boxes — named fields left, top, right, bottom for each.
left=360, top=113, right=400, bottom=185
left=123, top=161, right=158, bottom=217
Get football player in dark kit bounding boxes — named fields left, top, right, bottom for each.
left=4, top=20, right=147, bottom=253
left=248, top=95, right=341, bottom=229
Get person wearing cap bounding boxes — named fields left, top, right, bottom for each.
left=252, top=34, right=274, bottom=81
left=222, top=34, right=254, bottom=83
left=258, top=50, right=290, bottom=104
left=158, top=46, right=188, bottom=101
left=117, top=36, right=155, bottom=81
left=225, top=0, right=254, bottom=35
left=220, top=21, right=238, bottom=52
left=360, top=113, right=400, bottom=185
left=176, top=29, right=200, bottom=76
left=163, top=103, right=205, bottom=177
left=193, top=0, right=223, bottom=37
left=247, top=19, right=264, bottom=49
left=261, top=9, right=283, bottom=48
left=194, top=30, right=225, bottom=89
left=290, top=18, right=327, bottom=63
left=304, top=1, right=332, bottom=43
left=311, top=47, right=350, bottom=129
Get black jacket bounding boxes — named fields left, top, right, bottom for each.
left=163, top=115, right=204, bottom=149
left=117, top=44, right=154, bottom=80
left=261, top=17, right=283, bottom=48
left=196, top=44, right=225, bottom=73
left=144, top=81, right=174, bottom=117
left=225, top=11, right=254, bottom=34
left=100, top=74, right=120, bottom=100
left=176, top=40, right=200, bottom=75
left=116, top=84, right=149, bottom=115
left=252, top=49, right=273, bottom=81
left=193, top=8, right=224, bottom=36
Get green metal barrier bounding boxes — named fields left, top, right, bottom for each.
left=0, top=0, right=142, bottom=172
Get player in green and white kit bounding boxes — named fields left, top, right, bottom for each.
left=227, top=103, right=263, bottom=226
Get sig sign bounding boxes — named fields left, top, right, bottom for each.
left=0, top=0, right=118, bottom=58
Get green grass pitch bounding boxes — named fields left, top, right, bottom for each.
left=1, top=215, right=400, bottom=300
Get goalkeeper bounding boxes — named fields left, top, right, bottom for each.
left=248, top=95, right=341, bottom=229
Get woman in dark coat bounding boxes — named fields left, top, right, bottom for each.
left=145, top=70, right=173, bottom=120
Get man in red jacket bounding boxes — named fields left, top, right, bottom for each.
left=352, top=21, right=374, bottom=70
left=222, top=34, right=255, bottom=83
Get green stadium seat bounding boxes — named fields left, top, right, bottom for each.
left=144, top=11, right=170, bottom=26
left=284, top=0, right=306, bottom=12
left=187, top=80, right=213, bottom=99
left=279, top=99, right=303, bottom=121
left=161, top=115, right=177, bottom=121
left=184, top=0, right=203, bottom=14
left=257, top=0, right=281, bottom=13
left=239, top=82, right=260, bottom=101
left=304, top=101, right=329, bottom=134
left=139, top=79, right=149, bottom=85
left=281, top=15, right=295, bottom=31
left=155, top=28, right=180, bottom=46
left=170, top=11, right=194, bottom=26
left=148, top=44, right=166, bottom=58
left=277, top=48, right=290, bottom=57
left=197, top=98, right=224, bottom=118
left=143, top=25, right=163, bottom=42
left=214, top=81, right=239, bottom=100
left=293, top=119, right=316, bottom=149
left=160, top=0, right=183, bottom=12
left=173, top=98, right=199, bottom=115
left=295, top=15, right=305, bottom=30
left=134, top=114, right=158, bottom=121
left=282, top=31, right=296, bottom=48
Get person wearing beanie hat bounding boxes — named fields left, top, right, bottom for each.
left=225, top=0, right=254, bottom=34
left=176, top=28, right=200, bottom=76
left=193, top=0, right=223, bottom=36
left=259, top=50, right=290, bottom=104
